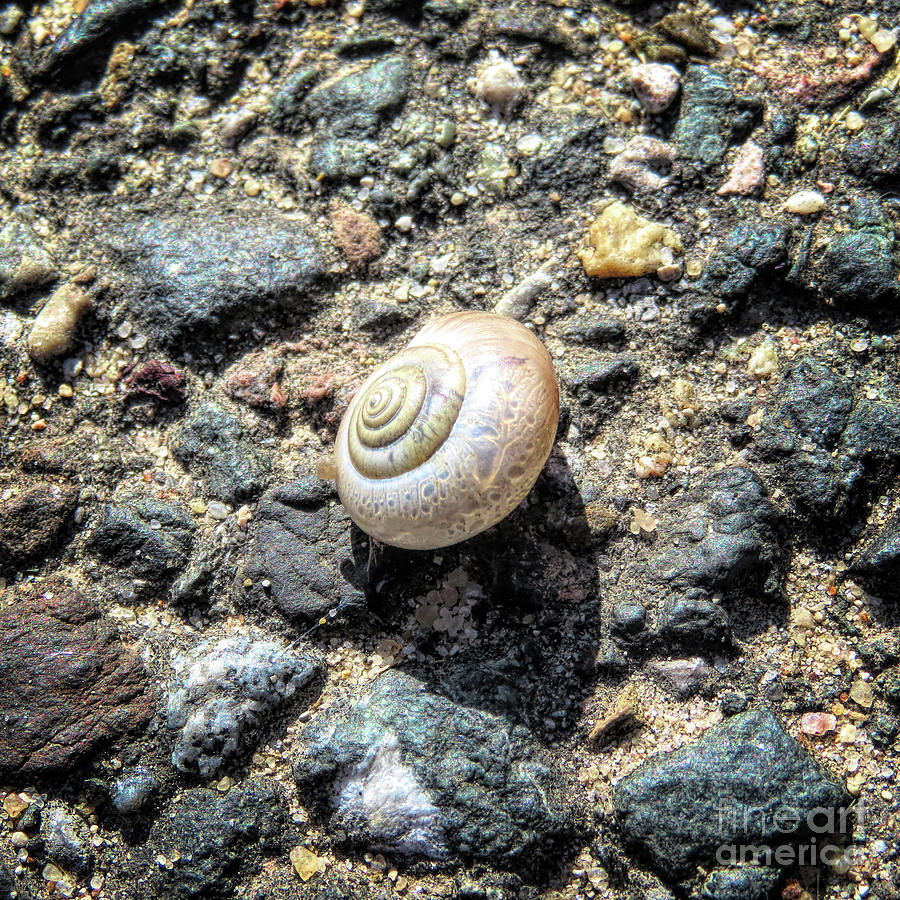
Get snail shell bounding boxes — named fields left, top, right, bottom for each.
left=335, top=311, right=559, bottom=550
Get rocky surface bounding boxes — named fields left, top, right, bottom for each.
left=614, top=709, right=849, bottom=879
left=121, top=780, right=290, bottom=899
left=0, top=581, right=154, bottom=777
left=1, top=0, right=899, bottom=896
left=167, top=635, right=320, bottom=776
left=293, top=669, right=575, bottom=872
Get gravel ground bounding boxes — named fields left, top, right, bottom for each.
left=1, top=0, right=900, bottom=898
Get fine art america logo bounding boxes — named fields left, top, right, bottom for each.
left=715, top=799, right=871, bottom=870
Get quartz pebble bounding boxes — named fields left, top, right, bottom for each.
left=718, top=140, right=765, bottom=196
left=609, top=135, right=674, bottom=193
left=630, top=63, right=681, bottom=113
left=472, top=58, right=525, bottom=113
left=784, top=190, right=826, bottom=214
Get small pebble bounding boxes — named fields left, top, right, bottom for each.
left=718, top=140, right=765, bottom=196
left=209, top=158, right=234, bottom=179
left=472, top=58, right=525, bottom=113
left=784, top=190, right=826, bottom=214
left=394, top=215, right=413, bottom=233
left=27, top=284, right=92, bottom=363
left=206, top=500, right=230, bottom=520
left=630, top=63, right=681, bottom=113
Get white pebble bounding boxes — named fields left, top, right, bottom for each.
left=472, top=58, right=525, bottom=114
left=630, top=63, right=681, bottom=114
left=206, top=501, right=230, bottom=520
left=784, top=190, right=826, bottom=215
left=394, top=215, right=413, bottom=233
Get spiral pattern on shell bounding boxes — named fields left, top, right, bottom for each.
left=335, top=311, right=559, bottom=550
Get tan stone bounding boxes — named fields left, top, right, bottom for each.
left=579, top=201, right=681, bottom=279
left=290, top=846, right=325, bottom=882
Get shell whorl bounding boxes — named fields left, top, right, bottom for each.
left=335, top=311, right=559, bottom=551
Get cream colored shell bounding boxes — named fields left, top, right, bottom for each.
left=335, top=311, right=559, bottom=550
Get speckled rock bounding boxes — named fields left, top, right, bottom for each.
left=305, top=56, right=410, bottom=137
left=650, top=467, right=783, bottom=596
left=630, top=63, right=681, bottom=113
left=613, top=708, right=849, bottom=879
left=87, top=498, right=195, bottom=590
left=0, top=581, right=153, bottom=777
left=109, top=209, right=325, bottom=346
left=42, top=805, right=93, bottom=875
left=293, top=669, right=575, bottom=871
left=755, top=359, right=900, bottom=523
left=674, top=65, right=733, bottom=167
left=167, top=635, right=320, bottom=777
left=122, top=780, right=290, bottom=900
left=244, top=478, right=368, bottom=621
left=0, top=478, right=77, bottom=570
left=699, top=866, right=782, bottom=900
left=811, top=197, right=899, bottom=306
left=0, top=219, right=57, bottom=299
left=170, top=403, right=270, bottom=504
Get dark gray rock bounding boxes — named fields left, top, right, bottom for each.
left=650, top=467, right=782, bottom=597
left=170, top=403, right=270, bottom=504
left=699, top=221, right=791, bottom=300
left=245, top=478, right=367, bottom=621
left=812, top=198, right=898, bottom=306
left=853, top=513, right=900, bottom=589
left=42, top=806, right=93, bottom=875
left=355, top=298, right=411, bottom=332
left=305, top=56, right=410, bottom=137
left=565, top=353, right=639, bottom=394
left=674, top=65, right=733, bottom=167
left=110, top=766, right=160, bottom=814
left=0, top=581, right=153, bottom=777
left=87, top=499, right=195, bottom=587
left=699, top=867, right=782, bottom=900
left=655, top=597, right=730, bottom=647
left=0, top=478, right=77, bottom=570
left=124, top=780, right=289, bottom=899
left=613, top=708, right=849, bottom=879
left=520, top=119, right=607, bottom=196
left=0, top=219, right=57, bottom=300
left=269, top=67, right=317, bottom=132
left=755, top=360, right=900, bottom=523
left=109, top=210, right=325, bottom=345
left=167, top=635, right=320, bottom=777
left=293, top=669, right=575, bottom=871
left=29, top=0, right=170, bottom=79
left=610, top=601, right=647, bottom=642
left=558, top=313, right=626, bottom=347
left=845, top=120, right=900, bottom=184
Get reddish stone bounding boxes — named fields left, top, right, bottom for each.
left=122, top=359, right=186, bottom=404
left=753, top=44, right=885, bottom=108
left=0, top=581, right=154, bottom=776
left=225, top=354, right=287, bottom=410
